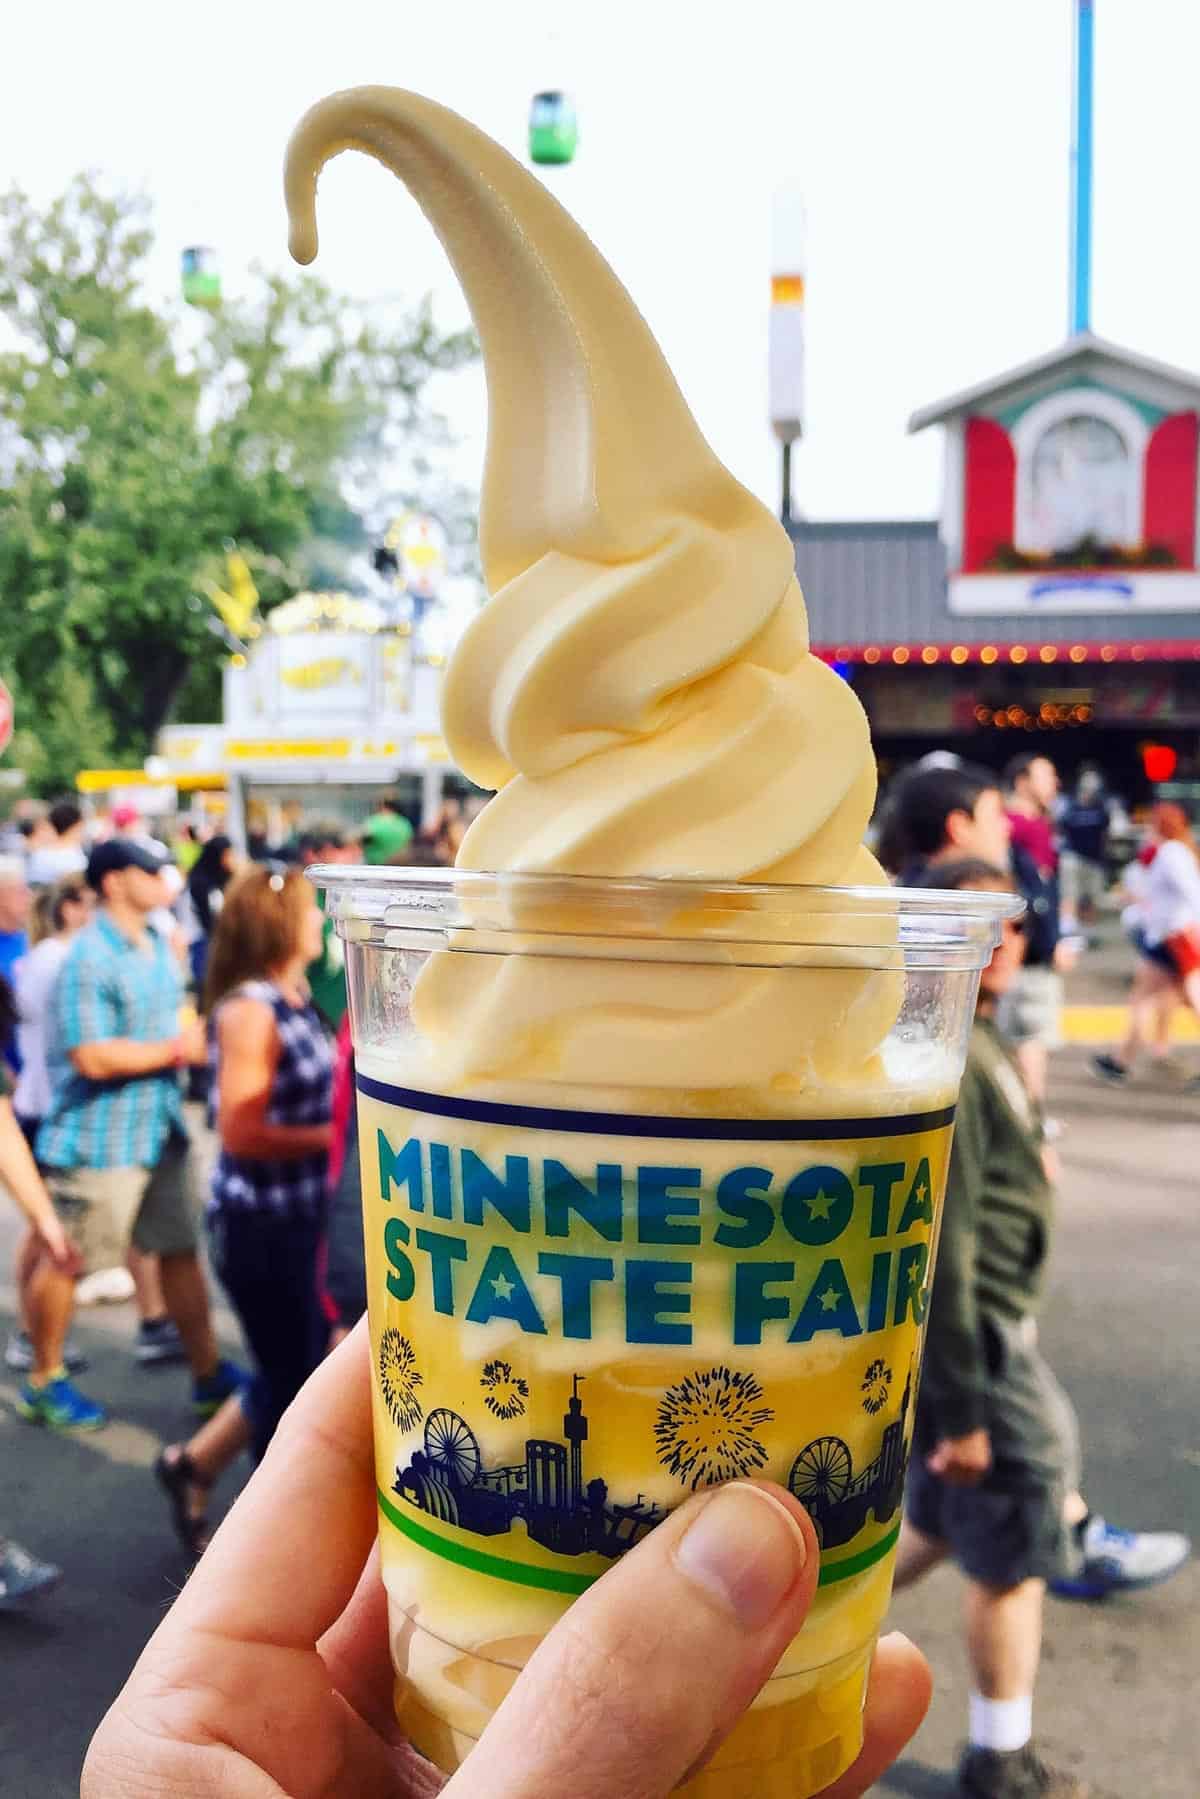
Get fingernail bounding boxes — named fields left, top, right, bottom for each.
left=674, top=1483, right=808, bottom=1630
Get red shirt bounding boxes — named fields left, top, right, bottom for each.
left=1007, top=809, right=1058, bottom=877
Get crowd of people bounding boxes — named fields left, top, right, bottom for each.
left=0, top=795, right=448, bottom=1602
left=0, top=769, right=1194, bottom=1799
left=875, top=752, right=1192, bottom=1798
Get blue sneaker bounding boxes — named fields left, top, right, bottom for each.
left=0, top=1540, right=62, bottom=1608
left=192, top=1357, right=247, bottom=1418
left=1052, top=1515, right=1191, bottom=1599
left=16, top=1373, right=107, bottom=1432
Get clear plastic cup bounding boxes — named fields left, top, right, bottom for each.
left=315, top=867, right=1017, bottom=1797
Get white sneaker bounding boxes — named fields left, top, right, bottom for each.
left=0, top=1540, right=62, bottom=1608
left=75, top=1267, right=135, bottom=1306
left=1052, top=1515, right=1191, bottom=1598
left=4, top=1330, right=88, bottom=1374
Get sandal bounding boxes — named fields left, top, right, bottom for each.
left=155, top=1446, right=214, bottom=1557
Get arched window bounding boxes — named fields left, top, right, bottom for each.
left=1031, top=415, right=1130, bottom=550
left=1013, top=387, right=1148, bottom=556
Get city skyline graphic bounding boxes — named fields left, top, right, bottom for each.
left=390, top=1357, right=916, bottom=1564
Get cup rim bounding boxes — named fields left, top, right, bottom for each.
left=308, top=865, right=1022, bottom=968
left=307, top=863, right=1022, bottom=920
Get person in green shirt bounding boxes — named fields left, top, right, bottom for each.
left=360, top=803, right=414, bottom=867
left=297, top=823, right=356, bottom=1029
left=893, top=858, right=1189, bottom=1799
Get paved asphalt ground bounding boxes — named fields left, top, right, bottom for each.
left=1, top=928, right=1197, bottom=1797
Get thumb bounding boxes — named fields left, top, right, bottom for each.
left=444, top=1480, right=818, bottom=1799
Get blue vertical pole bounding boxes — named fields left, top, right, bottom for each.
left=1069, top=0, right=1095, bottom=335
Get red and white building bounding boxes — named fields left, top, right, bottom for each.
left=793, top=331, right=1200, bottom=791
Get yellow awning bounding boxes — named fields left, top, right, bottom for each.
left=76, top=769, right=227, bottom=793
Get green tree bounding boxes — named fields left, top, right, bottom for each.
left=0, top=175, right=476, bottom=792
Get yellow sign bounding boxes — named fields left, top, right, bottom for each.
left=76, top=769, right=227, bottom=793
left=225, top=740, right=353, bottom=761
left=771, top=273, right=806, bottom=306
left=280, top=657, right=362, bottom=692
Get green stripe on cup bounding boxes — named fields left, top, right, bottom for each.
left=378, top=1486, right=595, bottom=1594
left=814, top=1520, right=901, bottom=1584
left=377, top=1487, right=901, bottom=1593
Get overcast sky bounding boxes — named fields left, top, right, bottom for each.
left=5, top=1, right=1198, bottom=522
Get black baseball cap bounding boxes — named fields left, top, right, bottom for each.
left=86, top=838, right=166, bottom=891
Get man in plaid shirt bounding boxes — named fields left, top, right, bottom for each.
left=19, top=840, right=243, bottom=1431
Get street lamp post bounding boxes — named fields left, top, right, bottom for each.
left=770, top=190, right=807, bottom=528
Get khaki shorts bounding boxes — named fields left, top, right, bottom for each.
left=996, top=965, right=1064, bottom=1049
left=47, top=1131, right=198, bottom=1275
left=1059, top=850, right=1106, bottom=916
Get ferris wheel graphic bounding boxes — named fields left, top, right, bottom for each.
left=788, top=1436, right=853, bottom=1507
left=424, top=1409, right=482, bottom=1487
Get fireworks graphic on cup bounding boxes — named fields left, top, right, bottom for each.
left=861, top=1358, right=893, bottom=1416
left=479, top=1359, right=531, bottom=1421
left=378, top=1329, right=424, bottom=1432
left=655, top=1366, right=774, bottom=1491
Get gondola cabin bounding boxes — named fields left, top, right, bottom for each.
left=528, top=91, right=578, bottom=165
left=181, top=246, right=221, bottom=306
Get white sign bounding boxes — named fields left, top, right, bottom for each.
left=275, top=634, right=373, bottom=716
left=949, top=571, right=1200, bottom=616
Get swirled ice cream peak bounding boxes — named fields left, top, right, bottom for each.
left=285, top=87, right=882, bottom=888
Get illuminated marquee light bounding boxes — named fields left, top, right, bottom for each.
left=812, top=639, right=1197, bottom=666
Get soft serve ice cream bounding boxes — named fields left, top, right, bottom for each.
left=287, top=87, right=963, bottom=1796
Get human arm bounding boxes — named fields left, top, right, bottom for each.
left=0, top=1095, right=79, bottom=1270
left=70, top=1031, right=202, bottom=1080
left=920, top=1058, right=992, bottom=1465
left=216, top=997, right=333, bottom=1161
left=81, top=1322, right=931, bottom=1799
left=58, top=952, right=205, bottom=1080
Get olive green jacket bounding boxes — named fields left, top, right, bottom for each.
left=921, top=1016, right=1054, bottom=1437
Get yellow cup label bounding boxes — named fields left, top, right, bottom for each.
left=358, top=1075, right=954, bottom=1594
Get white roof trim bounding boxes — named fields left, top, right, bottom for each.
left=908, top=332, right=1200, bottom=433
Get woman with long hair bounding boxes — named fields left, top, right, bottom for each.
left=1092, top=813, right=1190, bottom=1083
left=156, top=866, right=332, bottom=1553
left=184, top=833, right=238, bottom=991
left=1138, top=803, right=1200, bottom=1014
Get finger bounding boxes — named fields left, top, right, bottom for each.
left=166, top=1316, right=378, bottom=1651
left=319, top=1546, right=447, bottom=1793
left=318, top=1541, right=402, bottom=1740
left=816, top=1631, right=933, bottom=1799
left=446, top=1480, right=819, bottom=1799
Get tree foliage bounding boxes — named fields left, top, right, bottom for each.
left=0, top=174, right=476, bottom=792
